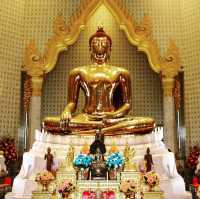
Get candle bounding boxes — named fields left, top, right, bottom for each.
left=107, top=171, right=109, bottom=193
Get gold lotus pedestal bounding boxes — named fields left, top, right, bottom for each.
left=143, top=191, right=164, bottom=199
left=31, top=191, right=52, bottom=199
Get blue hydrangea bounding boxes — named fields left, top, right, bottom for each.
left=73, top=154, right=94, bottom=169
left=106, top=152, right=124, bottom=170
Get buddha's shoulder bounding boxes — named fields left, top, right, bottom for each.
left=69, top=66, right=89, bottom=74
left=109, top=65, right=130, bottom=74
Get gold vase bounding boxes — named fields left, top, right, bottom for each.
left=109, top=169, right=117, bottom=180
left=40, top=180, right=50, bottom=191
left=62, top=191, right=70, bottom=199
left=124, top=192, right=135, bottom=199
left=148, top=185, right=156, bottom=191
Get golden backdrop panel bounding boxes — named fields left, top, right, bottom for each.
left=181, top=0, right=200, bottom=149
left=0, top=0, right=25, bottom=138
left=41, top=4, right=163, bottom=124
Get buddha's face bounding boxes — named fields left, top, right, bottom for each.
left=90, top=36, right=111, bottom=64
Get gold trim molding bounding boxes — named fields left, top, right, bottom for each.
left=23, top=0, right=181, bottom=95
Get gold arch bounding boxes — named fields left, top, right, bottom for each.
left=23, top=0, right=180, bottom=79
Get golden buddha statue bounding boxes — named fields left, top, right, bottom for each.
left=43, top=27, right=155, bottom=135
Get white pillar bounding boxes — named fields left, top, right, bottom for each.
left=162, top=77, right=177, bottom=153
left=29, top=96, right=41, bottom=148
left=28, top=76, right=43, bottom=149
left=163, top=96, right=176, bottom=152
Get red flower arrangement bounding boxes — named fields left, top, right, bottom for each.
left=82, top=191, right=96, bottom=199
left=58, top=180, right=75, bottom=197
left=187, top=146, right=200, bottom=170
left=101, top=191, right=115, bottom=199
left=0, top=137, right=17, bottom=166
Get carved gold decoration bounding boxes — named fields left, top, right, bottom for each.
left=162, top=78, right=175, bottom=97
left=60, top=145, right=75, bottom=171
left=161, top=40, right=181, bottom=79
left=123, top=143, right=137, bottom=171
left=160, top=40, right=181, bottom=96
left=31, top=76, right=44, bottom=96
left=23, top=0, right=181, bottom=80
left=22, top=40, right=45, bottom=96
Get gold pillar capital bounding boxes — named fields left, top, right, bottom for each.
left=162, top=77, right=175, bottom=97
left=31, top=76, right=44, bottom=96
left=22, top=40, right=45, bottom=97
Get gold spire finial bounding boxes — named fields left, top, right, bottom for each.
left=109, top=140, right=118, bottom=153
left=81, top=142, right=90, bottom=154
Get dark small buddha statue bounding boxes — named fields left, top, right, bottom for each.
left=89, top=129, right=107, bottom=180
left=144, top=147, right=154, bottom=172
left=44, top=147, right=54, bottom=172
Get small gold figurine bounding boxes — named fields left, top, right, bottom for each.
left=60, top=145, right=75, bottom=171
left=123, top=143, right=137, bottom=171
left=81, top=143, right=90, bottom=154
left=109, top=141, right=119, bottom=154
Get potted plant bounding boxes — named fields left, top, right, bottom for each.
left=35, top=170, right=55, bottom=191
left=82, top=191, right=96, bottom=199
left=58, top=180, right=75, bottom=199
left=73, top=154, right=93, bottom=179
left=101, top=190, right=116, bottom=199
left=142, top=171, right=160, bottom=191
left=106, top=152, right=124, bottom=180
left=120, top=180, right=136, bottom=199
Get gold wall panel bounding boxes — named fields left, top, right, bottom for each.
left=0, top=0, right=25, bottom=138
left=180, top=0, right=200, bottom=149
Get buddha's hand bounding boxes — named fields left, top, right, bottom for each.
left=60, top=111, right=71, bottom=128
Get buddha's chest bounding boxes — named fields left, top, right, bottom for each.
left=81, top=67, right=119, bottom=82
left=81, top=78, right=118, bottom=93
left=80, top=69, right=120, bottom=94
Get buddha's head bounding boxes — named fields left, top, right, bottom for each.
left=47, top=147, right=51, bottom=154
left=89, top=27, right=112, bottom=64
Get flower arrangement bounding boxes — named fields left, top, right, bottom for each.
left=101, top=190, right=115, bottom=199
left=120, top=180, right=136, bottom=195
left=0, top=137, right=17, bottom=166
left=187, top=146, right=200, bottom=170
left=143, top=171, right=160, bottom=189
left=58, top=180, right=75, bottom=195
left=35, top=170, right=55, bottom=191
left=35, top=170, right=55, bottom=182
left=82, top=191, right=96, bottom=199
left=73, top=154, right=94, bottom=169
left=106, top=152, right=124, bottom=170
